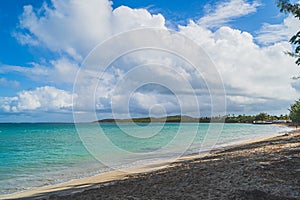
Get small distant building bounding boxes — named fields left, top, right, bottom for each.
left=253, top=120, right=292, bottom=124
left=253, top=120, right=272, bottom=124
left=272, top=120, right=292, bottom=123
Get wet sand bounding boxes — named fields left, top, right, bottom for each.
left=2, top=131, right=300, bottom=199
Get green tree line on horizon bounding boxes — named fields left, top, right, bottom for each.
left=96, top=113, right=290, bottom=123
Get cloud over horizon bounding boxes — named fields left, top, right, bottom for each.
left=0, top=86, right=73, bottom=113
left=1, top=0, right=300, bottom=122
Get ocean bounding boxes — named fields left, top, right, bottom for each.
left=0, top=123, right=292, bottom=195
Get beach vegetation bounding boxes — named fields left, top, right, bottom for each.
left=95, top=113, right=290, bottom=124
left=289, top=99, right=300, bottom=123
left=254, top=113, right=270, bottom=121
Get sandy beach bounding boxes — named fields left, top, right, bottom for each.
left=2, top=130, right=300, bottom=200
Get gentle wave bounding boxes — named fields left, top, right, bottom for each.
left=0, top=123, right=293, bottom=195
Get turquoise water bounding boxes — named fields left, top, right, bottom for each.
left=0, top=123, right=292, bottom=195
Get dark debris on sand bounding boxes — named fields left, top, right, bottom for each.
left=46, top=132, right=300, bottom=200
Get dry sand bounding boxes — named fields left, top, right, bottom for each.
left=2, top=131, right=300, bottom=200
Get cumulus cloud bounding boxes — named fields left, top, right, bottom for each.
left=198, top=0, right=260, bottom=28
left=0, top=86, right=74, bottom=113
left=180, top=22, right=299, bottom=112
left=14, top=0, right=165, bottom=61
left=2, top=0, right=300, bottom=121
left=15, top=0, right=113, bottom=60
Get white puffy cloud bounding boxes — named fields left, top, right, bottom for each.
left=16, top=0, right=113, bottom=60
left=112, top=6, right=166, bottom=31
left=15, top=0, right=165, bottom=61
left=0, top=86, right=74, bottom=113
left=198, top=0, right=260, bottom=28
left=72, top=36, right=219, bottom=119
left=2, top=0, right=300, bottom=120
left=180, top=22, right=299, bottom=113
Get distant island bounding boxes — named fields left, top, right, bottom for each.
left=95, top=113, right=292, bottom=124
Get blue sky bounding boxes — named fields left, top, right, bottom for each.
left=112, top=0, right=283, bottom=32
left=0, top=0, right=285, bottom=66
left=0, top=0, right=299, bottom=122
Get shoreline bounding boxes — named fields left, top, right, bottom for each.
left=1, top=129, right=295, bottom=200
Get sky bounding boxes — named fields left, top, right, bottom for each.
left=0, top=0, right=300, bottom=122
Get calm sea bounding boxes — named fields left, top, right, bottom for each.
left=0, top=123, right=292, bottom=195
